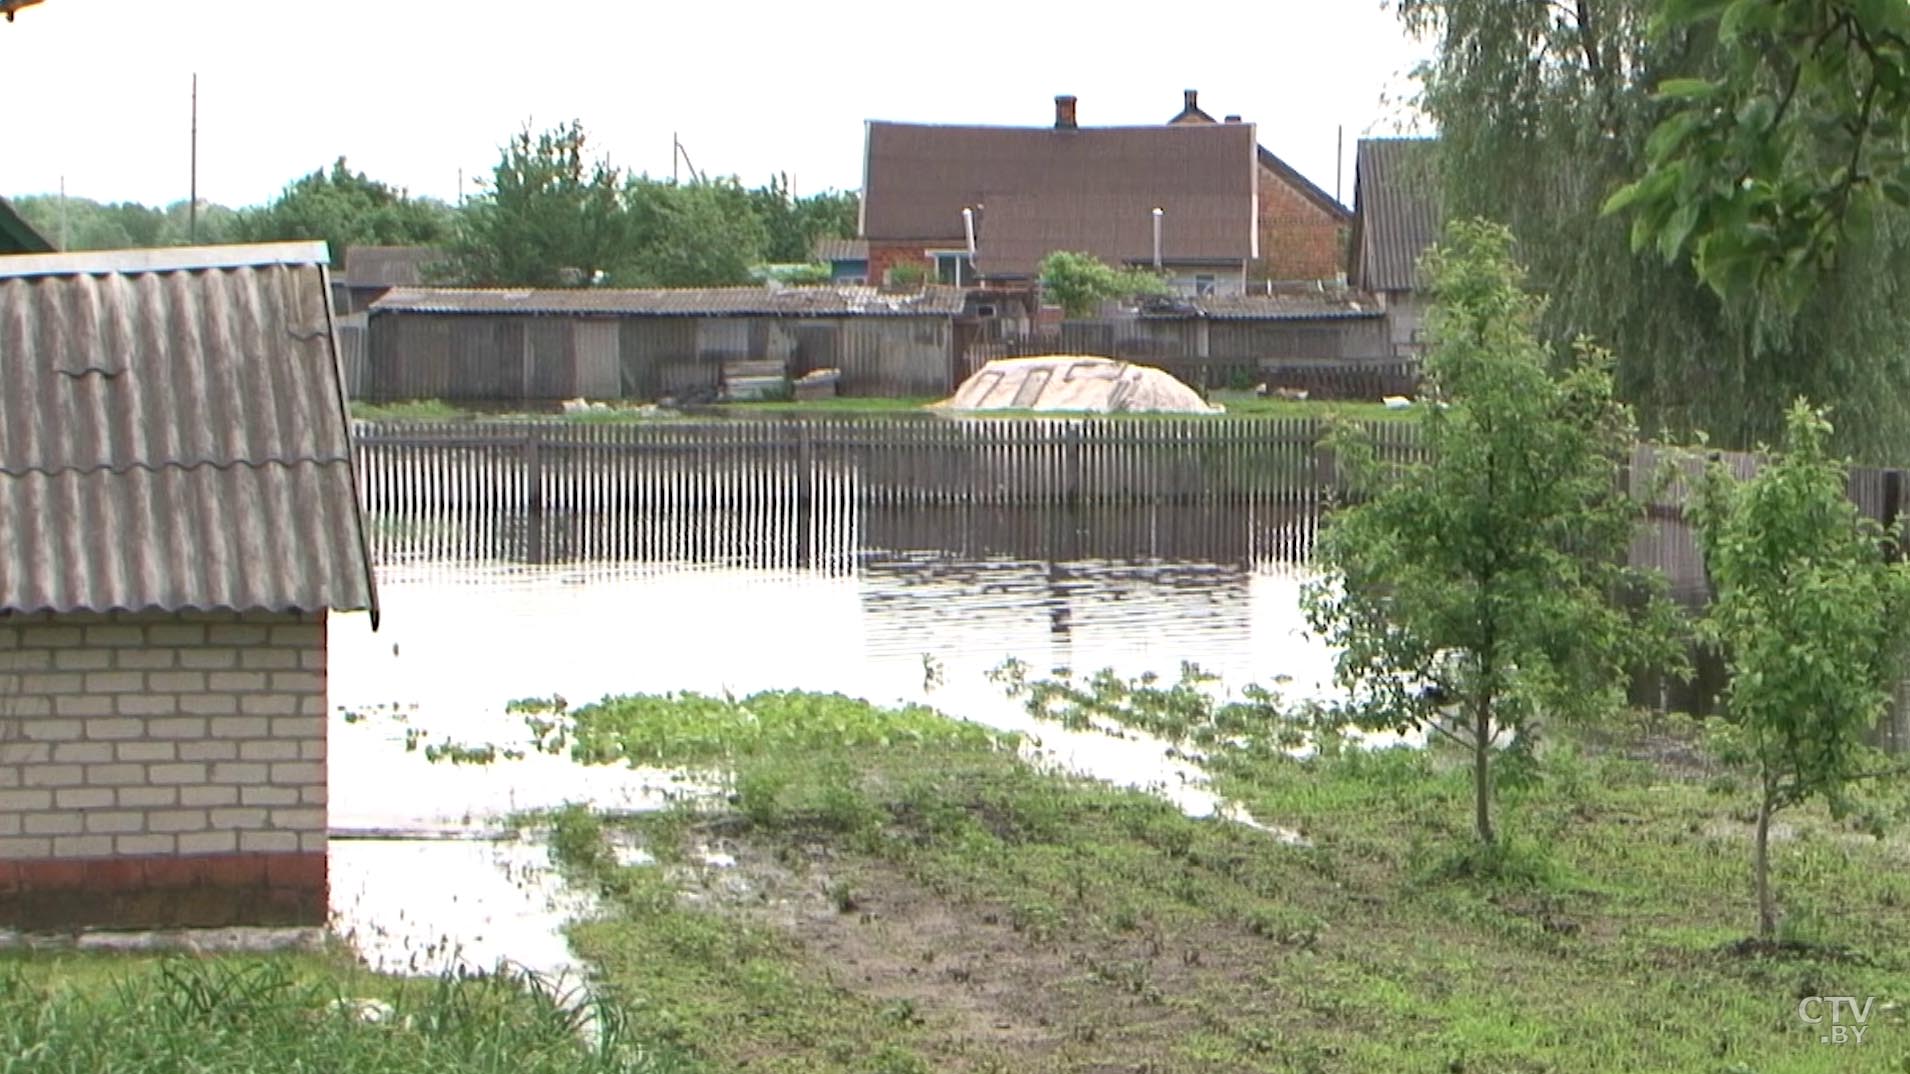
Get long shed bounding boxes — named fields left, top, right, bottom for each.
left=366, top=285, right=967, bottom=403
left=0, top=242, right=376, bottom=931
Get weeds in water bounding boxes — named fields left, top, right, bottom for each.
left=988, top=657, right=1352, bottom=762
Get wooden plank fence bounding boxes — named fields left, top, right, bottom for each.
left=352, top=417, right=1383, bottom=566
left=350, top=418, right=1910, bottom=584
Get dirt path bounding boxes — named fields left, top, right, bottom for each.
left=675, top=833, right=1311, bottom=1073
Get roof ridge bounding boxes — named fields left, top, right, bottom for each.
left=0, top=455, right=354, bottom=480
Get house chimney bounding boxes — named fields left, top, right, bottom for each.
left=1224, top=115, right=1242, bottom=124
left=1183, top=89, right=1199, bottom=114
left=1055, top=95, right=1077, bottom=129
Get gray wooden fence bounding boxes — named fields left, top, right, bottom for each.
left=350, top=417, right=1908, bottom=579
left=352, top=417, right=1411, bottom=566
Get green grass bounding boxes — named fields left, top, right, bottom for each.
left=517, top=688, right=1910, bottom=1074
left=346, top=398, right=472, bottom=423
left=0, top=949, right=688, bottom=1074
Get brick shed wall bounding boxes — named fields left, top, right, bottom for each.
left=0, top=609, right=327, bottom=930
left=868, top=242, right=939, bottom=288
left=1256, top=166, right=1348, bottom=283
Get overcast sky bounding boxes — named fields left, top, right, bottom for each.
left=1, top=1, right=1432, bottom=211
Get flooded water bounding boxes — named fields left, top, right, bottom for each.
left=327, top=504, right=1338, bottom=978
left=325, top=433, right=1910, bottom=979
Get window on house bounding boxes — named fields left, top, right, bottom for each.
left=931, top=251, right=974, bottom=286
left=1195, top=274, right=1216, bottom=297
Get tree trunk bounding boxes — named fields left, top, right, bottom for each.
left=1754, top=787, right=1777, bottom=941
left=1474, top=697, right=1495, bottom=846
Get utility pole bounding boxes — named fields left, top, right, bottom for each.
left=58, top=175, right=66, bottom=250
left=1335, top=124, right=1344, bottom=206
left=189, top=73, right=199, bottom=244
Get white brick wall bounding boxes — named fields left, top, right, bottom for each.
left=0, top=610, right=326, bottom=860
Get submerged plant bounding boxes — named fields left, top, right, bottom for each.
left=988, top=658, right=1349, bottom=762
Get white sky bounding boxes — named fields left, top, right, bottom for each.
left=1, top=0, right=1432, bottom=210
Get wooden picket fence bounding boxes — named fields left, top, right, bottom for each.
left=350, top=417, right=1910, bottom=584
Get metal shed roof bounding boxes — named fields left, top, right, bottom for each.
left=1350, top=138, right=1443, bottom=294
left=1138, top=291, right=1384, bottom=321
left=0, top=242, right=377, bottom=619
left=369, top=284, right=967, bottom=317
left=342, top=245, right=445, bottom=288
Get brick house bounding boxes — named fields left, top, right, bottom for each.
left=860, top=95, right=1260, bottom=297
left=1165, top=90, right=1352, bottom=284
left=0, top=242, right=376, bottom=931
left=1348, top=138, right=1443, bottom=359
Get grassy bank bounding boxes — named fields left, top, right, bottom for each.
left=348, top=393, right=1411, bottom=424
left=517, top=688, right=1910, bottom=1074
left=0, top=949, right=682, bottom=1074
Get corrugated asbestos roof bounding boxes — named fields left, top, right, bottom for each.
left=1351, top=138, right=1443, bottom=293
left=860, top=122, right=1258, bottom=276
left=369, top=284, right=966, bottom=317
left=343, top=245, right=444, bottom=288
left=0, top=242, right=378, bottom=620
left=812, top=237, right=868, bottom=263
left=1138, top=291, right=1382, bottom=321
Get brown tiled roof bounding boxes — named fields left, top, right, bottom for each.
left=1351, top=138, right=1442, bottom=293
left=343, top=245, right=445, bottom=288
left=370, top=284, right=966, bottom=317
left=980, top=192, right=1251, bottom=276
left=1164, top=92, right=1351, bottom=225
left=0, top=243, right=376, bottom=618
left=861, top=121, right=1258, bottom=276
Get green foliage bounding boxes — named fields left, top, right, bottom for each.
left=883, top=261, right=928, bottom=288
left=440, top=121, right=638, bottom=287
left=1609, top=0, right=1910, bottom=304
left=523, top=689, right=1011, bottom=770
left=1303, top=219, right=1683, bottom=846
left=12, top=195, right=237, bottom=250
left=745, top=174, right=858, bottom=264
left=757, top=263, right=833, bottom=286
left=1038, top=251, right=1171, bottom=318
left=1687, top=400, right=1910, bottom=937
left=988, top=658, right=1351, bottom=762
left=623, top=177, right=768, bottom=288
left=0, top=957, right=683, bottom=1074
left=439, top=120, right=852, bottom=289
left=1396, top=0, right=1910, bottom=463
left=230, top=157, right=452, bottom=264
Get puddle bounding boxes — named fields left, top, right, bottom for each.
left=327, top=557, right=1341, bottom=976
left=329, top=837, right=594, bottom=981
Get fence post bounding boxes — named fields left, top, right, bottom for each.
left=525, top=425, right=546, bottom=564
left=1886, top=469, right=1904, bottom=563
left=795, top=421, right=815, bottom=570
left=1065, top=421, right=1084, bottom=509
